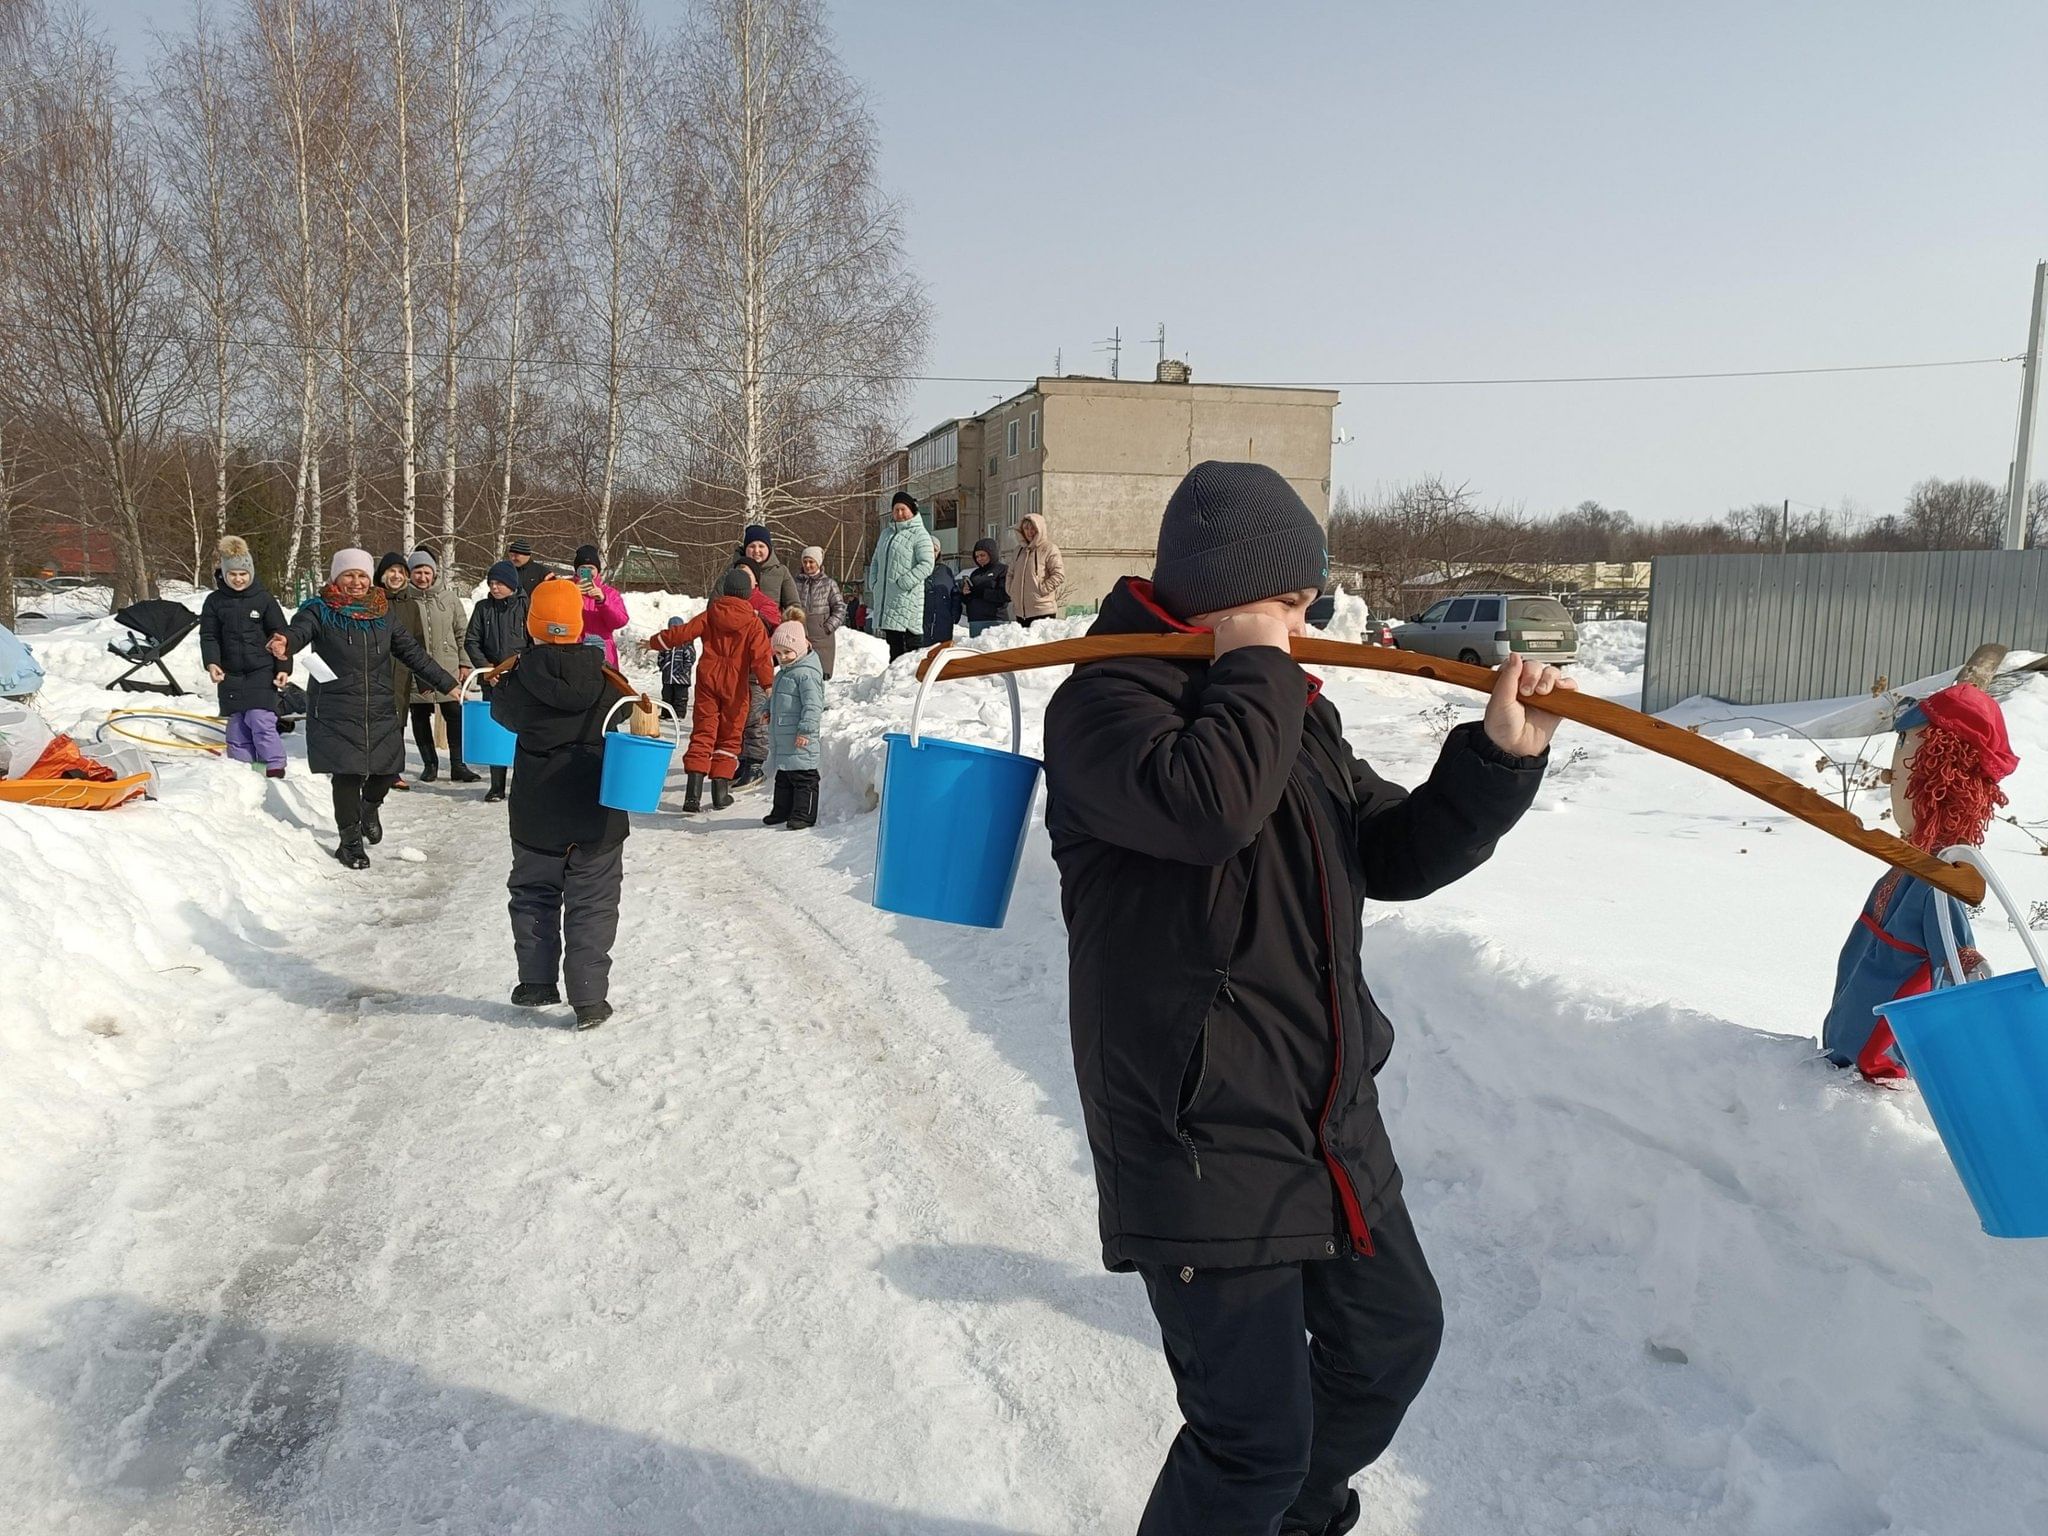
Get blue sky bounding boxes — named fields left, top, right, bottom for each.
left=90, top=0, right=2048, bottom=525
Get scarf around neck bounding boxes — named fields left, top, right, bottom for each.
left=317, top=582, right=389, bottom=629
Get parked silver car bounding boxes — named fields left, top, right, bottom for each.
left=1393, top=593, right=1578, bottom=666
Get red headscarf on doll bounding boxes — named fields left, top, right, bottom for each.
left=1896, top=684, right=2017, bottom=852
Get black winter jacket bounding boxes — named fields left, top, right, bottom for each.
left=488, top=644, right=630, bottom=856
left=1043, top=578, right=1546, bottom=1272
left=199, top=577, right=289, bottom=715
left=959, top=543, right=1010, bottom=623
left=465, top=591, right=530, bottom=669
left=283, top=596, right=457, bottom=777
left=515, top=558, right=551, bottom=597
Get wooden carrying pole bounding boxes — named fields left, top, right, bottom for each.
left=914, top=635, right=1988, bottom=907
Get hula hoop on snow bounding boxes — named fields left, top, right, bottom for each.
left=97, top=709, right=229, bottom=755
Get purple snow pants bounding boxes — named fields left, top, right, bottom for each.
left=225, top=709, right=285, bottom=771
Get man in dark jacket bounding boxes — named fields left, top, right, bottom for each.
left=464, top=560, right=530, bottom=802
left=488, top=578, right=629, bottom=1030
left=958, top=537, right=1009, bottom=636
left=507, top=536, right=551, bottom=597
left=1043, top=461, right=1572, bottom=1536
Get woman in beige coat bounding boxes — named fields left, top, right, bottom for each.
left=1004, top=512, right=1065, bottom=627
left=405, top=549, right=477, bottom=782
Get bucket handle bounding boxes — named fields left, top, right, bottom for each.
left=911, top=645, right=1022, bottom=753
left=1932, top=845, right=2048, bottom=989
left=602, top=695, right=681, bottom=744
left=457, top=666, right=489, bottom=704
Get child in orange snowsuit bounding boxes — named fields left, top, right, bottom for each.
left=647, top=567, right=772, bottom=813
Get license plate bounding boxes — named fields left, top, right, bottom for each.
left=1520, top=631, right=1562, bottom=643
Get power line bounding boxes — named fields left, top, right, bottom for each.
left=3, top=312, right=2019, bottom=389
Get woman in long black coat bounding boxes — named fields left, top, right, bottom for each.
left=280, top=547, right=457, bottom=869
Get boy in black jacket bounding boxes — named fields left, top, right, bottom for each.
left=465, top=560, right=530, bottom=802
left=488, top=578, right=629, bottom=1030
left=199, top=536, right=290, bottom=776
left=1043, top=462, right=1572, bottom=1536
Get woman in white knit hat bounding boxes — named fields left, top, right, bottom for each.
left=275, top=548, right=459, bottom=869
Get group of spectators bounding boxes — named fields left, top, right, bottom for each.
left=865, top=489, right=1067, bottom=658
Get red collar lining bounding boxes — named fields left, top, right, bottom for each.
left=1124, top=578, right=1322, bottom=707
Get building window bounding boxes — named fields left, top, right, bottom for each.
left=1007, top=490, right=1020, bottom=528
left=1006, top=419, right=1019, bottom=458
left=987, top=454, right=999, bottom=478
left=1029, top=486, right=1040, bottom=518
left=1027, top=411, right=1038, bottom=451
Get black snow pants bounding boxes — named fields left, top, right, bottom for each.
left=508, top=839, right=624, bottom=1007
left=885, top=629, right=921, bottom=660
left=1134, top=1197, right=1443, bottom=1536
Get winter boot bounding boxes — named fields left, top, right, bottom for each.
left=361, top=801, right=384, bottom=845
left=681, top=771, right=705, bottom=815
left=1282, top=1492, right=1361, bottom=1536
left=732, top=758, right=762, bottom=793
left=450, top=764, right=481, bottom=784
left=762, top=775, right=793, bottom=826
left=786, top=775, right=819, bottom=831
left=266, top=767, right=287, bottom=780
left=512, top=982, right=561, bottom=1007
left=485, top=766, right=508, bottom=803
left=710, top=777, right=733, bottom=811
left=573, top=1001, right=613, bottom=1031
left=332, top=836, right=370, bottom=871
left=419, top=758, right=439, bottom=784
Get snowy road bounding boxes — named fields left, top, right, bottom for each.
left=6, top=611, right=2048, bottom=1533
left=3, top=775, right=1172, bottom=1533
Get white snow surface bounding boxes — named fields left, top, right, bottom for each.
left=4, top=598, right=2048, bottom=1534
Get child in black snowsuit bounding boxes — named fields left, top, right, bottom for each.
left=1042, top=461, right=1572, bottom=1536
left=488, top=577, right=629, bottom=1031
left=656, top=614, right=695, bottom=725
left=199, top=536, right=290, bottom=776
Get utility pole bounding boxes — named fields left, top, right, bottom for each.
left=2005, top=258, right=2046, bottom=550
left=1782, top=498, right=1790, bottom=554
left=1053, top=348, right=1062, bottom=377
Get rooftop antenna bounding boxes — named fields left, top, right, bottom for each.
left=1155, top=323, right=1167, bottom=371
left=1054, top=347, right=1062, bottom=377
left=1097, top=327, right=1122, bottom=380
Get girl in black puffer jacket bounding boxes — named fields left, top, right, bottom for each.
left=199, top=536, right=290, bottom=775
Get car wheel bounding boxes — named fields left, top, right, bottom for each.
left=1457, top=649, right=1483, bottom=665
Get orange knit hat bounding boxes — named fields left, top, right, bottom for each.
left=527, top=576, right=585, bottom=643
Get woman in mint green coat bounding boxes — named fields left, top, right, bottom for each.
left=867, top=490, right=935, bottom=660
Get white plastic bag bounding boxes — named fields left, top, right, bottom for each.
left=0, top=701, right=54, bottom=779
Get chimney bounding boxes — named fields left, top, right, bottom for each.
left=1155, top=358, right=1191, bottom=385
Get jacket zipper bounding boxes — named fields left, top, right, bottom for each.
left=1303, top=790, right=1374, bottom=1257
left=1172, top=970, right=1232, bottom=1181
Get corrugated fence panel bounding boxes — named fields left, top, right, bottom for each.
left=1642, top=550, right=2048, bottom=713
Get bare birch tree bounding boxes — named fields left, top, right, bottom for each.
left=154, top=0, right=255, bottom=554
left=245, top=0, right=340, bottom=583
left=667, top=0, right=926, bottom=545
left=6, top=24, right=188, bottom=606
left=569, top=0, right=665, bottom=564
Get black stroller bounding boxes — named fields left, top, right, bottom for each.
left=106, top=599, right=200, bottom=696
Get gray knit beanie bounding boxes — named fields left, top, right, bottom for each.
left=721, top=567, right=756, bottom=600
left=1151, top=461, right=1328, bottom=620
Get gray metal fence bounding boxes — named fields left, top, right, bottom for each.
left=1643, top=551, right=2048, bottom=713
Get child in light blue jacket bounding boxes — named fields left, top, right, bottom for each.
left=764, top=620, right=823, bottom=830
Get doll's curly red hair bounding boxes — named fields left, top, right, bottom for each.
left=1904, top=722, right=2007, bottom=852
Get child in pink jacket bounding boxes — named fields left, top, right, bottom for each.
left=572, top=542, right=630, bottom=666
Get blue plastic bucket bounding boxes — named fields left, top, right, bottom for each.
left=1876, top=847, right=2048, bottom=1239
left=463, top=696, right=517, bottom=767
left=598, top=697, right=679, bottom=813
left=875, top=648, right=1042, bottom=928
